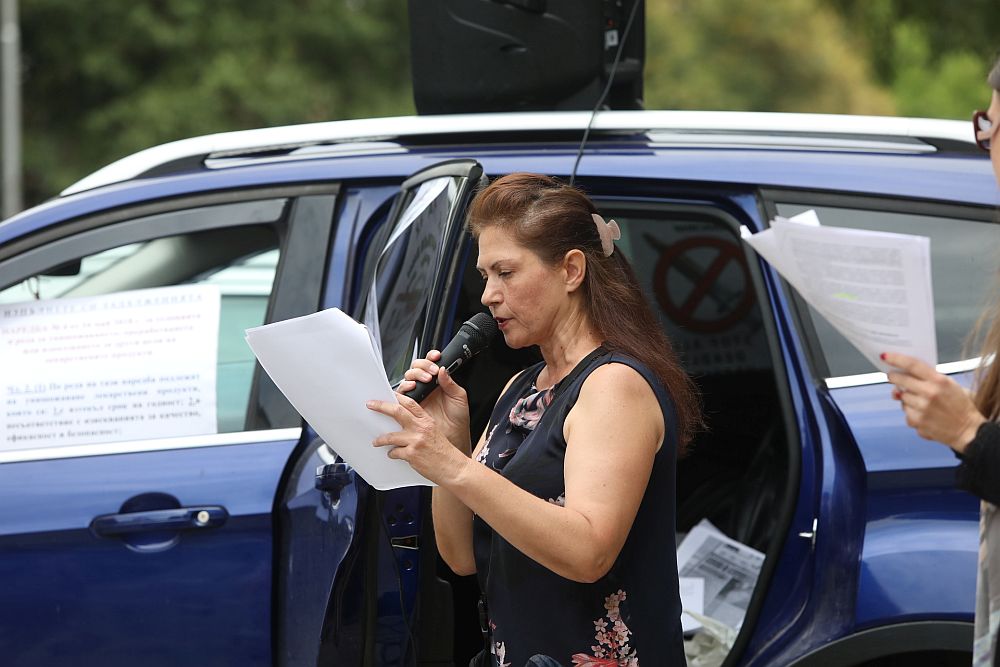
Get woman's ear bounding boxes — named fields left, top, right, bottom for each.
left=562, top=249, right=587, bottom=292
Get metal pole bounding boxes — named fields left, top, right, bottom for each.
left=1, top=0, right=22, bottom=219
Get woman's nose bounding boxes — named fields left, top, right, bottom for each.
left=481, top=279, right=500, bottom=307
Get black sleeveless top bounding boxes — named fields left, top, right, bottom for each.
left=472, top=348, right=684, bottom=667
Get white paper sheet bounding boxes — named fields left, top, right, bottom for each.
left=245, top=307, right=434, bottom=490
left=677, top=519, right=765, bottom=632
left=0, top=285, right=220, bottom=450
left=744, top=210, right=936, bottom=372
left=680, top=576, right=706, bottom=633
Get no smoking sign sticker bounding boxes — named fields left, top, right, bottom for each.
left=652, top=236, right=753, bottom=334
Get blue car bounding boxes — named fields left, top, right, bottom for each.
left=0, top=111, right=997, bottom=667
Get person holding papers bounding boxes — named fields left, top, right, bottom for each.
left=367, top=173, right=700, bottom=666
left=884, top=55, right=1000, bottom=667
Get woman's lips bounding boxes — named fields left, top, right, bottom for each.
left=495, top=317, right=510, bottom=330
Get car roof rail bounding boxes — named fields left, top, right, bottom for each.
left=61, top=111, right=979, bottom=196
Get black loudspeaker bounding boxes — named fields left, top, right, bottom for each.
left=408, top=0, right=644, bottom=114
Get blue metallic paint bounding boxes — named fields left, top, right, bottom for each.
left=0, top=437, right=296, bottom=667
left=3, top=144, right=996, bottom=245
left=831, top=381, right=980, bottom=627
left=738, top=252, right=826, bottom=665
left=832, top=380, right=974, bottom=474
left=857, top=513, right=977, bottom=625
left=274, top=432, right=363, bottom=665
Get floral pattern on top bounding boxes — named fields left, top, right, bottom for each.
left=570, top=590, right=638, bottom=667
left=477, top=423, right=499, bottom=465
left=493, top=640, right=511, bottom=667
left=508, top=384, right=554, bottom=432
left=489, top=620, right=511, bottom=667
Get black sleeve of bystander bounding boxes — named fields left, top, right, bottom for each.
left=956, top=421, right=1000, bottom=507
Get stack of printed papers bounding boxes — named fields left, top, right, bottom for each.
left=742, top=210, right=936, bottom=373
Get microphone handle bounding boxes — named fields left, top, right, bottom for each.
left=403, top=331, right=476, bottom=403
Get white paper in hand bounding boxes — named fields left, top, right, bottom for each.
left=245, top=308, right=434, bottom=490
left=743, top=210, right=936, bottom=373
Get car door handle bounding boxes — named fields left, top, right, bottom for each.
left=90, top=506, right=229, bottom=537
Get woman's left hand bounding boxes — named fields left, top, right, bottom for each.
left=366, top=393, right=471, bottom=485
left=883, top=351, right=986, bottom=454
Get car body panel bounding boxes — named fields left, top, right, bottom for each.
left=0, top=435, right=297, bottom=667
left=831, top=380, right=980, bottom=628
left=737, top=246, right=860, bottom=665
left=58, top=110, right=980, bottom=195
left=5, top=143, right=997, bottom=246
left=830, top=380, right=973, bottom=474
left=857, top=499, right=978, bottom=626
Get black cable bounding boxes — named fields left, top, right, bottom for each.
left=568, top=0, right=643, bottom=187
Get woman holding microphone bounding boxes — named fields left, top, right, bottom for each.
left=367, top=172, right=700, bottom=666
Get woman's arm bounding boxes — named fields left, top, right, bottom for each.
left=431, top=421, right=492, bottom=576
left=371, top=362, right=663, bottom=583
left=419, top=365, right=520, bottom=576
left=884, top=352, right=1000, bottom=503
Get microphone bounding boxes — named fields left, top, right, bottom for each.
left=403, top=312, right=499, bottom=402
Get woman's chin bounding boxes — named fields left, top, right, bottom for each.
left=500, top=330, right=528, bottom=349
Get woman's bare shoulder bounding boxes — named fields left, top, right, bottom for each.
left=568, top=361, right=664, bottom=450
left=580, top=361, right=655, bottom=399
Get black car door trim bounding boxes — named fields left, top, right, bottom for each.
left=0, top=198, right=288, bottom=287
left=0, top=183, right=340, bottom=265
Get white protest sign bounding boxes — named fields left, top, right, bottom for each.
left=1, top=285, right=221, bottom=450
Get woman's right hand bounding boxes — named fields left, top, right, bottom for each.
left=883, top=351, right=986, bottom=454
left=397, top=350, right=472, bottom=454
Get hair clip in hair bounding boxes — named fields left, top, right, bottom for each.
left=592, top=213, right=621, bottom=257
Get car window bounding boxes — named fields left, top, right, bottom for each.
left=774, top=203, right=1000, bottom=378
left=363, top=176, right=461, bottom=385
left=0, top=212, right=283, bottom=451
left=608, top=210, right=773, bottom=376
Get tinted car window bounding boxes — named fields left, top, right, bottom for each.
left=775, top=203, right=1000, bottom=378
left=365, top=177, right=459, bottom=385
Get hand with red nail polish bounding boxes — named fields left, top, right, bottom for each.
left=883, top=352, right=985, bottom=454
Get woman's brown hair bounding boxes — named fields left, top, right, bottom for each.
left=970, top=54, right=1000, bottom=417
left=971, top=298, right=1000, bottom=420
left=466, top=172, right=702, bottom=446
left=988, top=53, right=1000, bottom=93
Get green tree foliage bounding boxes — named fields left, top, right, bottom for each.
left=13, top=0, right=998, bottom=209
left=826, top=0, right=999, bottom=118
left=643, top=0, right=895, bottom=114
left=20, top=0, right=413, bottom=205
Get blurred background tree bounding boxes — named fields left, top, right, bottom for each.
left=827, top=0, right=997, bottom=118
left=13, top=0, right=1000, bottom=208
left=644, top=0, right=896, bottom=114
left=20, top=0, right=413, bottom=206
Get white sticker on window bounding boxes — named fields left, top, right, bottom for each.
left=0, top=285, right=221, bottom=450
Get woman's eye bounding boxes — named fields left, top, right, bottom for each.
left=499, top=271, right=511, bottom=278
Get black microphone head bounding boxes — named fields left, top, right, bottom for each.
left=461, top=312, right=499, bottom=350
